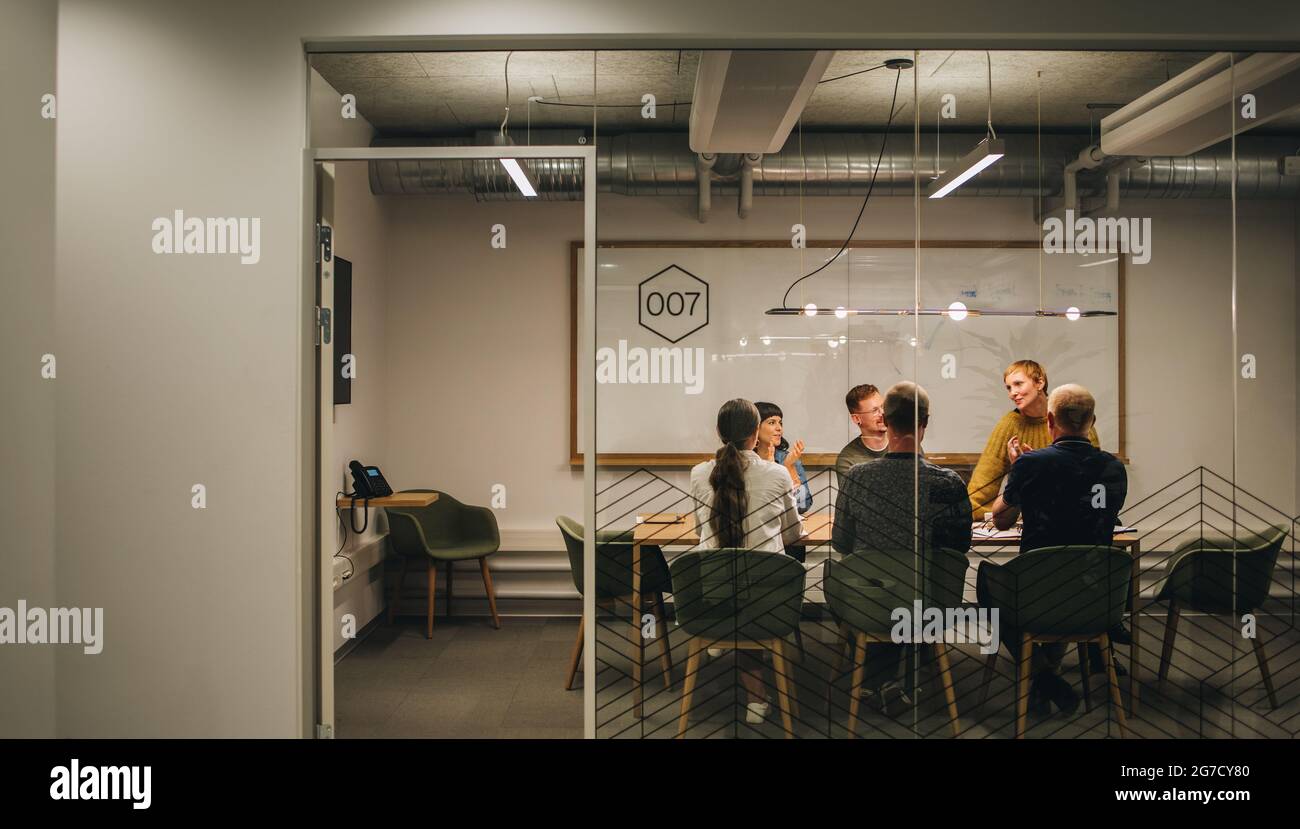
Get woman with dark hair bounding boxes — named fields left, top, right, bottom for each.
left=689, top=398, right=804, bottom=724
left=754, top=400, right=811, bottom=563
left=754, top=401, right=812, bottom=513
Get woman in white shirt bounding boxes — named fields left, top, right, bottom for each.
left=688, top=398, right=805, bottom=723
left=689, top=399, right=805, bottom=554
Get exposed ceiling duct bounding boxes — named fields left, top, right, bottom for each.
left=688, top=50, right=836, bottom=154
left=368, top=132, right=1300, bottom=201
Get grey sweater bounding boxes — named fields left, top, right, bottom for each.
left=832, top=452, right=972, bottom=559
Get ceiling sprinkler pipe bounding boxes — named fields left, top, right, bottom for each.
left=697, top=152, right=717, bottom=223
left=1063, top=144, right=1107, bottom=214
left=738, top=154, right=760, bottom=219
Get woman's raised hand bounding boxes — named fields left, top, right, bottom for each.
left=783, top=439, right=805, bottom=468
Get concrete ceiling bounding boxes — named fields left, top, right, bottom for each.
left=311, top=49, right=1300, bottom=137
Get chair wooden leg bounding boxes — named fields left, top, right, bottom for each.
left=1250, top=635, right=1280, bottom=709
left=772, top=639, right=796, bottom=739
left=446, top=562, right=454, bottom=617
left=565, top=615, right=585, bottom=691
left=425, top=558, right=437, bottom=639
left=978, top=651, right=998, bottom=714
left=933, top=642, right=961, bottom=737
left=388, top=555, right=408, bottom=624
left=1077, top=643, right=1093, bottom=713
left=1158, top=599, right=1180, bottom=684
left=827, top=632, right=849, bottom=715
left=479, top=558, right=501, bottom=629
left=654, top=593, right=673, bottom=688
left=677, top=637, right=702, bottom=738
left=1015, top=635, right=1033, bottom=739
left=1100, top=633, right=1130, bottom=738
left=846, top=634, right=867, bottom=738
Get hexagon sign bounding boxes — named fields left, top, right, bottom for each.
left=638, top=264, right=709, bottom=344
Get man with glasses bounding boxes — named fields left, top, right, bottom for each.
left=835, top=384, right=890, bottom=483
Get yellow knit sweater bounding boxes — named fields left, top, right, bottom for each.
left=967, top=410, right=1100, bottom=520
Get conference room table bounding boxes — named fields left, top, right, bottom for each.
left=627, top=511, right=1144, bottom=720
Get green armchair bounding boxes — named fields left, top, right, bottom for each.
left=824, top=547, right=968, bottom=737
left=555, top=516, right=673, bottom=692
left=386, top=489, right=502, bottom=638
left=1152, top=526, right=1288, bottom=708
left=976, top=545, right=1132, bottom=738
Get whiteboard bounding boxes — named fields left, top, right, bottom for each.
left=576, top=244, right=1120, bottom=457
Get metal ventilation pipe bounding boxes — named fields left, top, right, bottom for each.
left=696, top=153, right=716, bottom=223
left=368, top=132, right=1300, bottom=201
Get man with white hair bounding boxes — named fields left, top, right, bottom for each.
left=986, top=383, right=1129, bottom=714
left=990, top=383, right=1126, bottom=550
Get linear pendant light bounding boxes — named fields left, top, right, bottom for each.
left=498, top=157, right=538, bottom=197
left=763, top=305, right=1115, bottom=318
left=489, top=132, right=539, bottom=198
left=925, top=137, right=1005, bottom=198
left=493, top=51, right=538, bottom=198
left=927, top=51, right=1004, bottom=199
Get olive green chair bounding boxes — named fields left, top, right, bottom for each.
left=555, top=516, right=673, bottom=692
left=976, top=545, right=1132, bottom=738
left=1152, top=526, right=1288, bottom=708
left=824, top=547, right=969, bottom=737
left=386, top=489, right=501, bottom=638
left=670, top=549, right=805, bottom=738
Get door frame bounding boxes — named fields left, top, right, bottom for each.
left=302, top=144, right=599, bottom=738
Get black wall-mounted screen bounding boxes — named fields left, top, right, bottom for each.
left=334, top=256, right=352, bottom=405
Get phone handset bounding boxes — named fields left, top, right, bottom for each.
left=349, top=460, right=393, bottom=499
left=346, top=460, right=394, bottom=534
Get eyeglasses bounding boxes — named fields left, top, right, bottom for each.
left=853, top=407, right=883, bottom=417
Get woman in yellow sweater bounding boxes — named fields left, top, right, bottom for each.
left=967, top=359, right=1099, bottom=520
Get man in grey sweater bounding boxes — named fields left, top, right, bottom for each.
left=832, top=381, right=972, bottom=710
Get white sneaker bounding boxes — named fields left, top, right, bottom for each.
left=745, top=702, right=770, bottom=724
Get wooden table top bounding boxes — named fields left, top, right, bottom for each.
left=633, top=513, right=1138, bottom=551
left=633, top=512, right=832, bottom=545
left=336, top=491, right=439, bottom=509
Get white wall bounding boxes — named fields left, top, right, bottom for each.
left=310, top=68, right=375, bottom=149
left=0, top=0, right=57, bottom=737
left=46, top=0, right=1300, bottom=737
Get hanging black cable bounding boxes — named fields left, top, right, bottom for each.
left=779, top=65, right=904, bottom=310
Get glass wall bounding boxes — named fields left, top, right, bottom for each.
left=589, top=46, right=1299, bottom=739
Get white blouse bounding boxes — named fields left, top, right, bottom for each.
left=689, top=450, right=805, bottom=553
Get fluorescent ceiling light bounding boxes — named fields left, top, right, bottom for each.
left=499, top=158, right=538, bottom=198
left=926, top=138, right=1005, bottom=199
left=1078, top=257, right=1119, bottom=268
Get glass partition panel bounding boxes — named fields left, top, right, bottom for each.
left=1230, top=50, right=1300, bottom=736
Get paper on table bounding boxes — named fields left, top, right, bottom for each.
left=971, top=525, right=1137, bottom=538
left=972, top=527, right=1020, bottom=539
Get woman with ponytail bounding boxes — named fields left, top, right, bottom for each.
left=690, top=398, right=804, bottom=553
left=689, top=399, right=804, bottom=724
